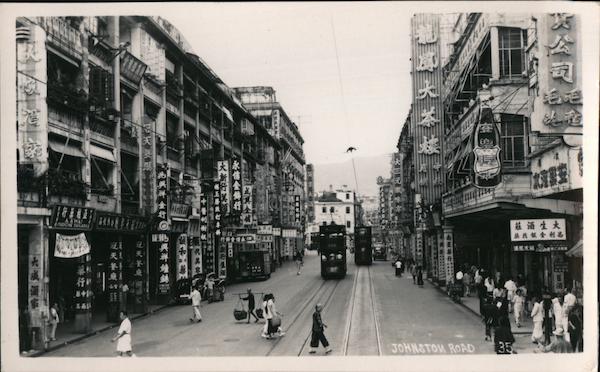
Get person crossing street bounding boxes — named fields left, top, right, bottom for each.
left=189, top=285, right=202, bottom=323
left=309, top=303, right=332, bottom=354
left=241, top=288, right=259, bottom=323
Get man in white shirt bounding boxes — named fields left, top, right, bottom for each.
left=564, top=287, right=577, bottom=308
left=504, top=277, right=517, bottom=312
left=189, top=286, right=202, bottom=323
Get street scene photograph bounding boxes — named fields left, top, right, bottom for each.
left=1, top=2, right=598, bottom=372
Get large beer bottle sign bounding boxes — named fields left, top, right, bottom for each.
left=472, top=105, right=502, bottom=188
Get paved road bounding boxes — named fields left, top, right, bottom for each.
left=43, top=251, right=534, bottom=357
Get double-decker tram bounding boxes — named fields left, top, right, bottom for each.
left=354, top=226, right=372, bottom=265
left=319, top=225, right=347, bottom=278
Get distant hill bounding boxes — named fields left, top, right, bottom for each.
left=313, top=155, right=391, bottom=197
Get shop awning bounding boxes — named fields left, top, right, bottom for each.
left=48, top=138, right=85, bottom=158
left=565, top=239, right=583, bottom=258
left=90, top=144, right=116, bottom=162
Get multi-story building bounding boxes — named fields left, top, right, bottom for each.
left=233, top=86, right=306, bottom=261
left=15, top=16, right=282, bottom=351
left=311, top=187, right=357, bottom=249
left=395, top=13, right=583, bottom=293
left=396, top=110, right=415, bottom=260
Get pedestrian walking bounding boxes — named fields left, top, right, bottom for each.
left=503, top=276, right=517, bottom=313
left=530, top=296, right=544, bottom=345
left=463, top=271, right=472, bottom=297
left=264, top=294, right=284, bottom=338
left=541, top=291, right=553, bottom=345
left=552, top=296, right=563, bottom=333
left=494, top=316, right=516, bottom=354
left=309, top=303, right=332, bottom=354
left=494, top=288, right=510, bottom=328
left=242, top=288, right=259, bottom=323
left=411, top=264, right=417, bottom=284
left=261, top=294, right=270, bottom=338
left=535, top=327, right=572, bottom=353
left=47, top=303, right=59, bottom=341
left=111, top=311, right=135, bottom=357
left=416, top=266, right=424, bottom=286
left=484, top=275, right=495, bottom=296
left=482, top=296, right=496, bottom=342
left=295, top=250, right=303, bottom=275
left=567, top=304, right=583, bottom=352
left=394, top=258, right=402, bottom=277
left=513, top=289, right=525, bottom=328
left=189, top=285, right=202, bottom=323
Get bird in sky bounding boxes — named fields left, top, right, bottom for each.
left=345, top=146, right=357, bottom=153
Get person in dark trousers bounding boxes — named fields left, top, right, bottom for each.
left=568, top=304, right=583, bottom=352
left=394, top=258, right=403, bottom=277
left=242, top=288, right=259, bottom=323
left=309, top=303, right=332, bottom=354
left=541, top=290, right=553, bottom=345
left=494, top=316, right=516, bottom=354
left=482, top=296, right=496, bottom=341
left=416, top=266, right=424, bottom=286
left=411, top=264, right=417, bottom=284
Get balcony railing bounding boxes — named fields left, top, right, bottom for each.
left=48, top=105, right=84, bottom=134
left=38, top=17, right=83, bottom=59
left=47, top=81, right=89, bottom=113
left=47, top=168, right=88, bottom=199
left=90, top=117, right=115, bottom=138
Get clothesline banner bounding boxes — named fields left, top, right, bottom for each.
left=55, top=233, right=90, bottom=258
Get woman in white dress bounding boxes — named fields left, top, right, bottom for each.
left=111, top=311, right=134, bottom=357
left=530, top=296, right=544, bottom=345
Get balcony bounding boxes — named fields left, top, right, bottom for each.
left=48, top=104, right=84, bottom=135
left=90, top=117, right=115, bottom=138
left=38, top=17, right=83, bottom=59
left=165, top=71, right=183, bottom=99
left=47, top=168, right=88, bottom=199
left=47, top=81, right=89, bottom=114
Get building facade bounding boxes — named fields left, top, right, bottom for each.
left=15, top=16, right=285, bottom=352
left=394, top=13, right=583, bottom=295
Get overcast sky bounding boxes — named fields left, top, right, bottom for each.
left=168, top=3, right=412, bottom=165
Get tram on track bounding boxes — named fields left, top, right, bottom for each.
left=319, top=225, right=347, bottom=279
left=354, top=226, right=373, bottom=265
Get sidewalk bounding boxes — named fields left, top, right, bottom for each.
left=25, top=304, right=169, bottom=357
left=429, top=280, right=533, bottom=335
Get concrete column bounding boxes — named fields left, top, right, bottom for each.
left=490, top=26, right=500, bottom=81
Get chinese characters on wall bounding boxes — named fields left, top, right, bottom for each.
left=176, top=234, right=188, bottom=280
left=231, top=158, right=242, bottom=214
left=242, top=185, right=253, bottom=226
left=217, top=160, right=231, bottom=215
left=156, top=164, right=170, bottom=294
left=107, top=241, right=122, bottom=304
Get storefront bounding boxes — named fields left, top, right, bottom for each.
left=224, top=229, right=271, bottom=281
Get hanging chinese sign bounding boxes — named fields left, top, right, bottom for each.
left=176, top=234, right=189, bottom=280
left=213, top=181, right=222, bottom=237
left=73, top=254, right=92, bottom=313
left=294, top=195, right=301, bottom=223
left=217, top=241, right=227, bottom=279
left=217, top=160, right=231, bottom=215
left=54, top=233, right=91, bottom=258
left=50, top=205, right=95, bottom=230
left=242, top=185, right=254, bottom=226
left=199, top=192, right=209, bottom=241
left=531, top=145, right=581, bottom=197
left=510, top=218, right=566, bottom=242
left=202, top=239, right=214, bottom=275
left=471, top=105, right=502, bottom=188
left=443, top=228, right=454, bottom=281
left=437, top=230, right=446, bottom=283
left=532, top=13, right=582, bottom=134
left=95, top=212, right=146, bottom=233
left=156, top=164, right=169, bottom=231
left=190, top=237, right=203, bottom=276
left=133, top=238, right=145, bottom=310
left=410, top=14, right=445, bottom=205
left=415, top=228, right=424, bottom=267
left=141, top=117, right=156, bottom=214
left=231, top=157, right=242, bottom=214
left=28, top=251, right=44, bottom=324
left=17, top=24, right=48, bottom=171
left=107, top=241, right=122, bottom=305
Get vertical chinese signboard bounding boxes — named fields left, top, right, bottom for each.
left=133, top=238, right=145, bottom=312
left=74, top=254, right=92, bottom=314
left=231, top=157, right=242, bottom=214
left=410, top=14, right=445, bottom=206
left=107, top=241, right=122, bottom=320
left=217, top=160, right=230, bottom=215
left=294, top=195, right=301, bottom=224
left=534, top=13, right=582, bottom=133
left=213, top=181, right=222, bottom=237
left=17, top=24, right=48, bottom=172
left=156, top=164, right=170, bottom=295
left=443, top=227, right=454, bottom=281
left=141, top=117, right=156, bottom=214
left=242, top=185, right=254, bottom=226
left=190, top=237, right=202, bottom=277
left=176, top=234, right=188, bottom=280
left=199, top=192, right=209, bottom=241
left=437, top=230, right=446, bottom=283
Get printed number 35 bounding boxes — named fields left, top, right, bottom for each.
left=497, top=342, right=513, bottom=354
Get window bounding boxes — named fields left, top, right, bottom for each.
left=346, top=221, right=351, bottom=228
left=346, top=207, right=351, bottom=214
left=499, top=28, right=526, bottom=79
left=322, top=206, right=326, bottom=213
left=91, top=157, right=114, bottom=195
left=329, top=207, right=335, bottom=213
left=346, top=193, right=350, bottom=200
left=501, top=114, right=528, bottom=167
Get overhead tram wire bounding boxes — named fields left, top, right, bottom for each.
left=330, top=15, right=360, bottom=197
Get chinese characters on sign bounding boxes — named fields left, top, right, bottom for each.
left=17, top=24, right=48, bottom=169
left=443, top=229, right=454, bottom=282
left=107, top=241, right=122, bottom=304
left=415, top=229, right=423, bottom=266
left=242, top=185, right=253, bottom=226
left=217, top=160, right=231, bottom=215
left=472, top=106, right=502, bottom=188
left=141, top=118, right=156, bottom=214
left=541, top=14, right=582, bottom=130
left=177, top=234, right=188, bottom=280
left=411, top=14, right=444, bottom=204
left=437, top=230, right=446, bottom=282
left=50, top=205, right=95, bottom=230
left=199, top=192, right=209, bottom=241
left=133, top=239, right=145, bottom=307
left=54, top=233, right=91, bottom=258
left=294, top=195, right=301, bottom=223
left=218, top=241, right=227, bottom=279
left=95, top=213, right=146, bottom=232
left=74, top=254, right=92, bottom=313
left=156, top=164, right=170, bottom=294
left=213, top=182, right=222, bottom=237
left=510, top=219, right=567, bottom=242
left=28, top=251, right=43, bottom=320
left=231, top=157, right=242, bottom=214
left=190, top=237, right=202, bottom=276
